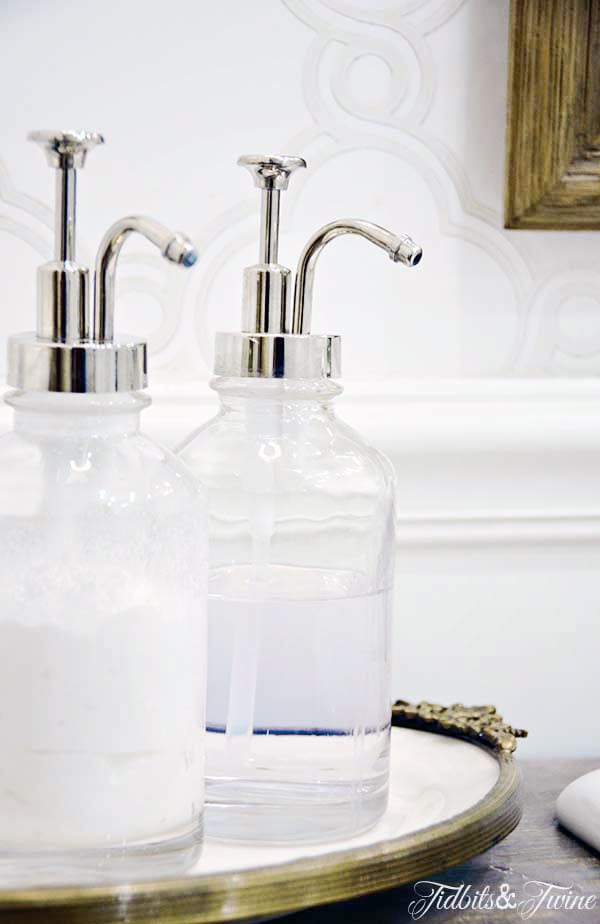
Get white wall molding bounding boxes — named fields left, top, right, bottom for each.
left=396, top=510, right=600, bottom=547
left=2, top=376, right=599, bottom=550
left=0, top=379, right=596, bottom=757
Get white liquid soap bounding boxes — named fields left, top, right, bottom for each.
left=0, top=129, right=206, bottom=882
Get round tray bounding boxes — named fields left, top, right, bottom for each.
left=0, top=701, right=526, bottom=923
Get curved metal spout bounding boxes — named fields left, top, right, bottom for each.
left=93, top=216, right=197, bottom=341
left=292, top=219, right=422, bottom=335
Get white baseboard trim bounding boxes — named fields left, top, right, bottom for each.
left=396, top=510, right=600, bottom=546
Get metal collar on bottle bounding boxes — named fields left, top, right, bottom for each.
left=213, top=154, right=423, bottom=380
left=7, top=130, right=197, bottom=394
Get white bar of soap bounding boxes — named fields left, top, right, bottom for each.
left=556, top=768, right=600, bottom=852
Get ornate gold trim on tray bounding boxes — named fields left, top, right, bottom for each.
left=0, top=701, right=527, bottom=924
left=393, top=700, right=528, bottom=753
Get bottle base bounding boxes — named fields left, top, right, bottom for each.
left=0, top=819, right=203, bottom=887
left=205, top=780, right=388, bottom=845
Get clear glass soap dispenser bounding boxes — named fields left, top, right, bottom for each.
left=178, top=155, right=422, bottom=843
left=0, top=131, right=206, bottom=882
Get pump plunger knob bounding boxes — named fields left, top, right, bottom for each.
left=237, top=154, right=306, bottom=191
left=28, top=129, right=104, bottom=169
left=238, top=155, right=306, bottom=267
left=28, top=129, right=104, bottom=265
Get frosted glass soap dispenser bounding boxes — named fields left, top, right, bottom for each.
left=0, top=131, right=206, bottom=880
left=179, top=155, right=422, bottom=843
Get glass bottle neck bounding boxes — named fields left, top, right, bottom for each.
left=210, top=376, right=343, bottom=414
left=6, top=390, right=150, bottom=436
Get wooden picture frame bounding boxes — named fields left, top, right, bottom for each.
left=505, top=0, right=600, bottom=229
